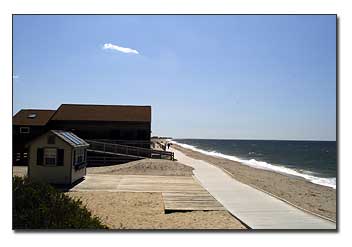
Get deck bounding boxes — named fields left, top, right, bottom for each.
left=71, top=174, right=225, bottom=211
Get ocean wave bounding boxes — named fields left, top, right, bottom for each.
left=171, top=140, right=336, bottom=189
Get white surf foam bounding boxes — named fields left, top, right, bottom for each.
left=171, top=140, right=336, bottom=189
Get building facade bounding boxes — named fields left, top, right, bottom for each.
left=13, top=104, right=152, bottom=165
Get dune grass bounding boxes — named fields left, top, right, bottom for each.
left=13, top=176, right=108, bottom=230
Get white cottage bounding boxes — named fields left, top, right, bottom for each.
left=28, top=130, right=89, bottom=185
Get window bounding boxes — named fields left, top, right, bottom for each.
left=37, top=148, right=64, bottom=166
left=20, top=127, right=30, bottom=134
left=74, top=148, right=86, bottom=165
left=44, top=148, right=57, bottom=166
left=47, top=135, right=56, bottom=144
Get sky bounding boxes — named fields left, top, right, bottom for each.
left=13, top=15, right=336, bottom=141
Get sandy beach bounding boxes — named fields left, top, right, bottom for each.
left=85, top=158, right=248, bottom=229
left=172, top=144, right=336, bottom=221
left=70, top=158, right=246, bottom=229
left=13, top=161, right=246, bottom=229
left=68, top=191, right=245, bottom=229
left=13, top=143, right=335, bottom=228
left=87, top=158, right=194, bottom=176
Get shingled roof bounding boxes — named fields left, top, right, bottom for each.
left=50, top=104, right=151, bottom=122
left=13, top=109, right=56, bottom=126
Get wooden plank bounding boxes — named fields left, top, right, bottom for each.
left=163, top=196, right=216, bottom=201
left=163, top=192, right=211, bottom=196
left=164, top=203, right=225, bottom=211
left=119, top=176, right=194, bottom=180
left=120, top=181, right=200, bottom=186
left=117, top=188, right=205, bottom=192
left=161, top=190, right=225, bottom=211
left=117, top=187, right=204, bottom=191
left=119, top=181, right=199, bottom=184
left=164, top=205, right=224, bottom=210
left=72, top=174, right=227, bottom=212
left=163, top=199, right=223, bottom=205
left=164, top=207, right=225, bottom=211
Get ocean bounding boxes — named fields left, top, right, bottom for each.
left=172, top=139, right=337, bottom=189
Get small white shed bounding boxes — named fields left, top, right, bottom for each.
left=28, top=130, right=89, bottom=185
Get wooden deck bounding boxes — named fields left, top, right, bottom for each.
left=162, top=192, right=224, bottom=211
left=71, top=174, right=224, bottom=211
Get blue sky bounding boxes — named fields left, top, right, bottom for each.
left=13, top=15, right=336, bottom=140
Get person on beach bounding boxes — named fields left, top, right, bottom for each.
left=167, top=143, right=171, bottom=149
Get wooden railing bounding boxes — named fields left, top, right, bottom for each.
left=91, top=139, right=151, bottom=148
left=86, top=140, right=174, bottom=160
left=87, top=155, right=140, bottom=166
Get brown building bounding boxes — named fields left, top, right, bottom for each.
left=13, top=104, right=152, bottom=165
left=13, top=109, right=56, bottom=165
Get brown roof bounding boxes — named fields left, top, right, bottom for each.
left=13, top=109, right=56, bottom=126
left=51, top=104, right=151, bottom=122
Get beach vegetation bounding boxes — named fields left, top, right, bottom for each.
left=12, top=176, right=108, bottom=229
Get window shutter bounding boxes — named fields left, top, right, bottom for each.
left=57, top=149, right=64, bottom=166
left=37, top=148, right=43, bottom=166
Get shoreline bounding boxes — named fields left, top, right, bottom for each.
left=171, top=143, right=336, bottom=221
left=171, top=140, right=336, bottom=189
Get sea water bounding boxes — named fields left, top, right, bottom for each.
left=172, top=139, right=337, bottom=189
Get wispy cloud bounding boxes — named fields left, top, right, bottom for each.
left=102, top=43, right=139, bottom=55
left=13, top=75, right=19, bottom=79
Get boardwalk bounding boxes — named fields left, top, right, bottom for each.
left=171, top=147, right=336, bottom=230
left=71, top=174, right=224, bottom=211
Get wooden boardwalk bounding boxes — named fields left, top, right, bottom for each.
left=163, top=192, right=224, bottom=211
left=71, top=174, right=224, bottom=211
left=171, top=147, right=336, bottom=230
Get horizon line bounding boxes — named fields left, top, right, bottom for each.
left=167, top=137, right=337, bottom=142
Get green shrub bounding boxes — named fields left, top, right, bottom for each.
left=13, top=176, right=108, bottom=229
